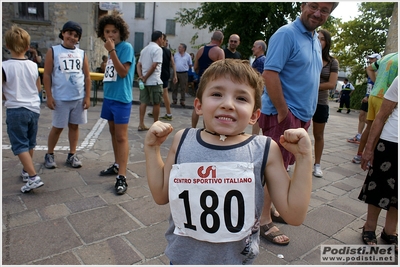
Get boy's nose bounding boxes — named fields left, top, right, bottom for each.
left=221, top=98, right=235, bottom=110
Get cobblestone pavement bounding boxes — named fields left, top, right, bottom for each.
left=2, top=88, right=397, bottom=265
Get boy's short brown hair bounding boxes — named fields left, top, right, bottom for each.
left=5, top=25, right=30, bottom=55
left=196, top=59, right=263, bottom=111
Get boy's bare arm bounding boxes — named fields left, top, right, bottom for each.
left=3, top=70, right=6, bottom=99
left=170, top=55, right=178, bottom=84
left=144, top=121, right=179, bottom=205
left=264, top=128, right=312, bottom=226
left=43, top=48, right=55, bottom=109
left=82, top=54, right=91, bottom=109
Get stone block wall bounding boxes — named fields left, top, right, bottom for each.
left=2, top=2, right=107, bottom=71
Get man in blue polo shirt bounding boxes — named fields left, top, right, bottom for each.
left=258, top=2, right=339, bottom=246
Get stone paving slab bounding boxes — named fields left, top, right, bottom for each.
left=261, top=224, right=329, bottom=262
left=33, top=252, right=83, bottom=265
left=67, top=205, right=141, bottom=244
left=3, top=218, right=82, bottom=265
left=303, top=206, right=356, bottom=236
left=2, top=95, right=398, bottom=265
left=74, top=236, right=142, bottom=265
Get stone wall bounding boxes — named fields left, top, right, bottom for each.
left=2, top=2, right=107, bottom=71
left=385, top=2, right=398, bottom=54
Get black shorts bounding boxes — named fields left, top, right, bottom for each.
left=161, top=78, right=169, bottom=89
left=312, top=104, right=329, bottom=123
left=360, top=101, right=368, bottom=112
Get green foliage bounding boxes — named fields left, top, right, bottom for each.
left=350, top=82, right=368, bottom=110
left=175, top=2, right=301, bottom=59
left=331, top=2, right=394, bottom=82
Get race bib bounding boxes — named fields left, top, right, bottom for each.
left=169, top=162, right=256, bottom=243
left=366, top=83, right=373, bottom=95
left=103, top=59, right=117, bottom=82
left=58, top=52, right=83, bottom=73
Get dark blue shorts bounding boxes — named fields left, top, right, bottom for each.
left=100, top=98, right=132, bottom=124
left=6, top=107, right=40, bottom=155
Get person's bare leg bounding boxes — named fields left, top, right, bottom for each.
left=108, top=121, right=118, bottom=164
left=152, top=104, right=160, bottom=122
left=383, top=207, right=398, bottom=236
left=139, top=103, right=148, bottom=128
left=68, top=123, right=79, bottom=154
left=260, top=185, right=289, bottom=244
left=313, top=122, right=325, bottom=165
left=357, top=110, right=366, bottom=135
left=47, top=126, right=63, bottom=154
left=18, top=151, right=36, bottom=176
left=114, top=123, right=129, bottom=177
left=363, top=204, right=381, bottom=245
left=163, top=88, right=172, bottom=115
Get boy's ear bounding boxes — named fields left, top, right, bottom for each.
left=248, top=108, right=261, bottom=125
left=194, top=97, right=203, bottom=115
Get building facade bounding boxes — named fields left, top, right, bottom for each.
left=2, top=2, right=213, bottom=70
left=2, top=2, right=108, bottom=71
left=122, top=2, right=212, bottom=55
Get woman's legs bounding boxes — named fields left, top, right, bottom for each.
left=313, top=121, right=326, bottom=165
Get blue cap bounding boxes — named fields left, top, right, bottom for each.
left=59, top=21, right=82, bottom=40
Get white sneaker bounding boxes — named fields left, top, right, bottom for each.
left=44, top=153, right=57, bottom=169
left=66, top=154, right=82, bottom=168
left=313, top=164, right=323, bottom=178
left=21, top=176, right=44, bottom=193
left=21, top=169, right=29, bottom=182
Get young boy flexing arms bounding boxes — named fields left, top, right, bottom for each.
left=2, top=25, right=44, bottom=192
left=144, top=59, right=313, bottom=264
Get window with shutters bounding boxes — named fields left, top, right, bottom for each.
left=13, top=2, right=50, bottom=23
left=135, top=32, right=144, bottom=55
left=135, top=3, right=145, bottom=19
left=166, top=19, right=176, bottom=35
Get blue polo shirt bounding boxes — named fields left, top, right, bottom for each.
left=262, top=17, right=322, bottom=122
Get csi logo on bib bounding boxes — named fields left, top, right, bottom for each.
left=169, top=162, right=256, bottom=243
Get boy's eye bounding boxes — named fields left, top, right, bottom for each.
left=237, top=96, right=248, bottom=102
left=211, top=92, right=222, bottom=97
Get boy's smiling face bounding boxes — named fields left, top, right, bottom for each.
left=62, top=30, right=80, bottom=48
left=194, top=76, right=260, bottom=136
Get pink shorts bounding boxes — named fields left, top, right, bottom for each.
left=258, top=110, right=310, bottom=168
